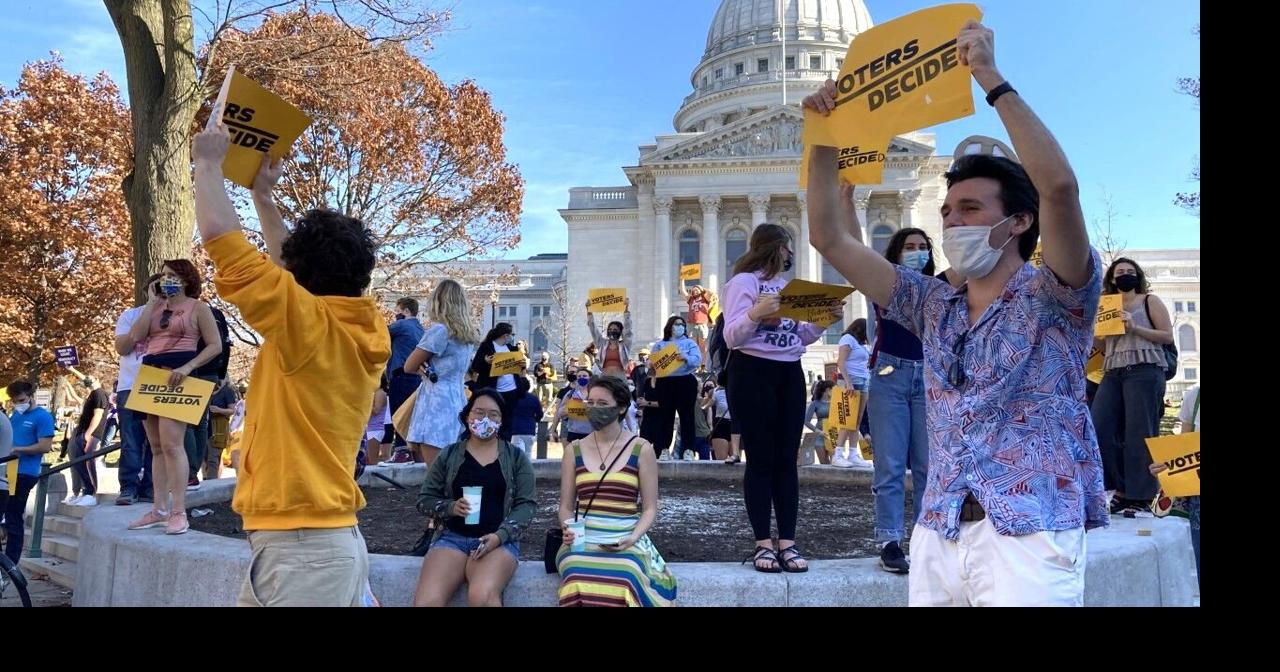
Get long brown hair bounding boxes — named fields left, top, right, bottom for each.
left=843, top=318, right=868, bottom=345
left=732, top=224, right=791, bottom=279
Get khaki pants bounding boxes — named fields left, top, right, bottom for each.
left=238, top=526, right=370, bottom=607
left=908, top=519, right=1086, bottom=607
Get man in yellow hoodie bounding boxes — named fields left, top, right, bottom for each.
left=193, top=123, right=390, bottom=607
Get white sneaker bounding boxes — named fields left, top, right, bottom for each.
left=73, top=494, right=99, bottom=507
left=831, top=453, right=854, bottom=468
left=659, top=450, right=671, bottom=461
left=62, top=494, right=80, bottom=504
left=682, top=449, right=695, bottom=461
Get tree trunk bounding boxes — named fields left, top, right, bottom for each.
left=105, top=0, right=201, bottom=303
left=25, top=301, right=50, bottom=384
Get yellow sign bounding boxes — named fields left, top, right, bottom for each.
left=1145, top=433, right=1200, bottom=497
left=680, top=264, right=702, bottom=281
left=6, top=462, right=17, bottom=495
left=1085, top=347, right=1105, bottom=385
left=490, top=351, right=528, bottom=377
left=834, top=389, right=862, bottom=431
left=565, top=398, right=588, bottom=422
left=1095, top=295, right=1126, bottom=337
left=775, top=279, right=855, bottom=327
left=650, top=343, right=685, bottom=378
left=209, top=66, right=313, bottom=189
left=803, top=4, right=982, bottom=185
left=1030, top=243, right=1044, bottom=269
left=587, top=288, right=627, bottom=313
left=823, top=416, right=840, bottom=451
left=124, top=366, right=216, bottom=425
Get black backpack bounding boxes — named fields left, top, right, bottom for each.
left=194, top=306, right=233, bottom=380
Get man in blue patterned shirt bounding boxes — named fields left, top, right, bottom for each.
left=805, top=20, right=1107, bottom=606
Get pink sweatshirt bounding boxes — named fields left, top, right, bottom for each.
left=721, top=271, right=825, bottom=362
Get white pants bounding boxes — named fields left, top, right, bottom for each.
left=908, top=519, right=1086, bottom=607
left=511, top=435, right=535, bottom=458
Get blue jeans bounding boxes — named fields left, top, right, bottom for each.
left=4, top=474, right=37, bottom=563
left=389, top=372, right=419, bottom=448
left=114, top=390, right=153, bottom=497
left=868, top=353, right=929, bottom=543
left=1187, top=496, right=1200, bottom=588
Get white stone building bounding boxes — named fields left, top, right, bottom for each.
left=381, top=253, right=570, bottom=364
left=560, top=0, right=952, bottom=376
left=1122, top=249, right=1201, bottom=398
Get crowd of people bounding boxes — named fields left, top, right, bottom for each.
left=0, top=20, right=1199, bottom=607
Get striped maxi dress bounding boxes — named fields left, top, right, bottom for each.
left=556, top=439, right=677, bottom=607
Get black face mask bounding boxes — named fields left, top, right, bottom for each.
left=608, top=330, right=621, bottom=340
left=1115, top=275, right=1140, bottom=292
left=783, top=255, right=794, bottom=272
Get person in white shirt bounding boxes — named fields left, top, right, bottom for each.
left=111, top=273, right=163, bottom=505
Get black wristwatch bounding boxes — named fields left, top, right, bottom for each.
left=985, top=81, right=1017, bottom=107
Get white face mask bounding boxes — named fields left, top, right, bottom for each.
left=14, top=402, right=31, bottom=413
left=941, top=214, right=1018, bottom=280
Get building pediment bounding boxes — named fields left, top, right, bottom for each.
left=645, top=106, right=935, bottom=166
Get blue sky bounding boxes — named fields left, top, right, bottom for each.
left=2, top=0, right=1200, bottom=258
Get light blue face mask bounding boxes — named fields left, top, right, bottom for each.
left=900, top=250, right=930, bottom=272
left=672, top=325, right=686, bottom=338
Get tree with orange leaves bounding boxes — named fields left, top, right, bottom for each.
left=195, top=9, right=523, bottom=346
left=0, top=57, right=135, bottom=385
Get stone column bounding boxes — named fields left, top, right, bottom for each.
left=698, top=195, right=722, bottom=292
left=749, top=193, right=771, bottom=227
left=653, top=196, right=673, bottom=327
left=855, top=193, right=872, bottom=247
left=797, top=191, right=817, bottom=281
left=898, top=189, right=921, bottom=230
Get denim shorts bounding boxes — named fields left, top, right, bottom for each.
left=432, top=529, right=519, bottom=560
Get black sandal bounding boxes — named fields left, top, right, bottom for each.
left=744, top=546, right=782, bottom=573
left=779, top=545, right=809, bottom=573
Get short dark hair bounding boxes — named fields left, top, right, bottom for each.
left=515, top=374, right=531, bottom=395
left=607, top=321, right=623, bottom=333
left=6, top=381, right=35, bottom=399
left=483, top=323, right=514, bottom=345
left=944, top=154, right=1040, bottom=261
left=396, top=297, right=419, bottom=316
left=662, top=315, right=687, bottom=341
left=457, top=387, right=507, bottom=441
left=587, top=376, right=631, bottom=412
left=883, top=228, right=936, bottom=274
left=1103, top=257, right=1151, bottom=295
left=162, top=259, right=203, bottom=299
left=280, top=209, right=376, bottom=297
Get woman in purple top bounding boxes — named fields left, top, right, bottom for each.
left=721, top=224, right=831, bottom=574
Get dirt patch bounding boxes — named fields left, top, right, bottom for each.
left=190, top=478, right=913, bottom=562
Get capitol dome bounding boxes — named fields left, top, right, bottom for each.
left=675, top=0, right=874, bottom=133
